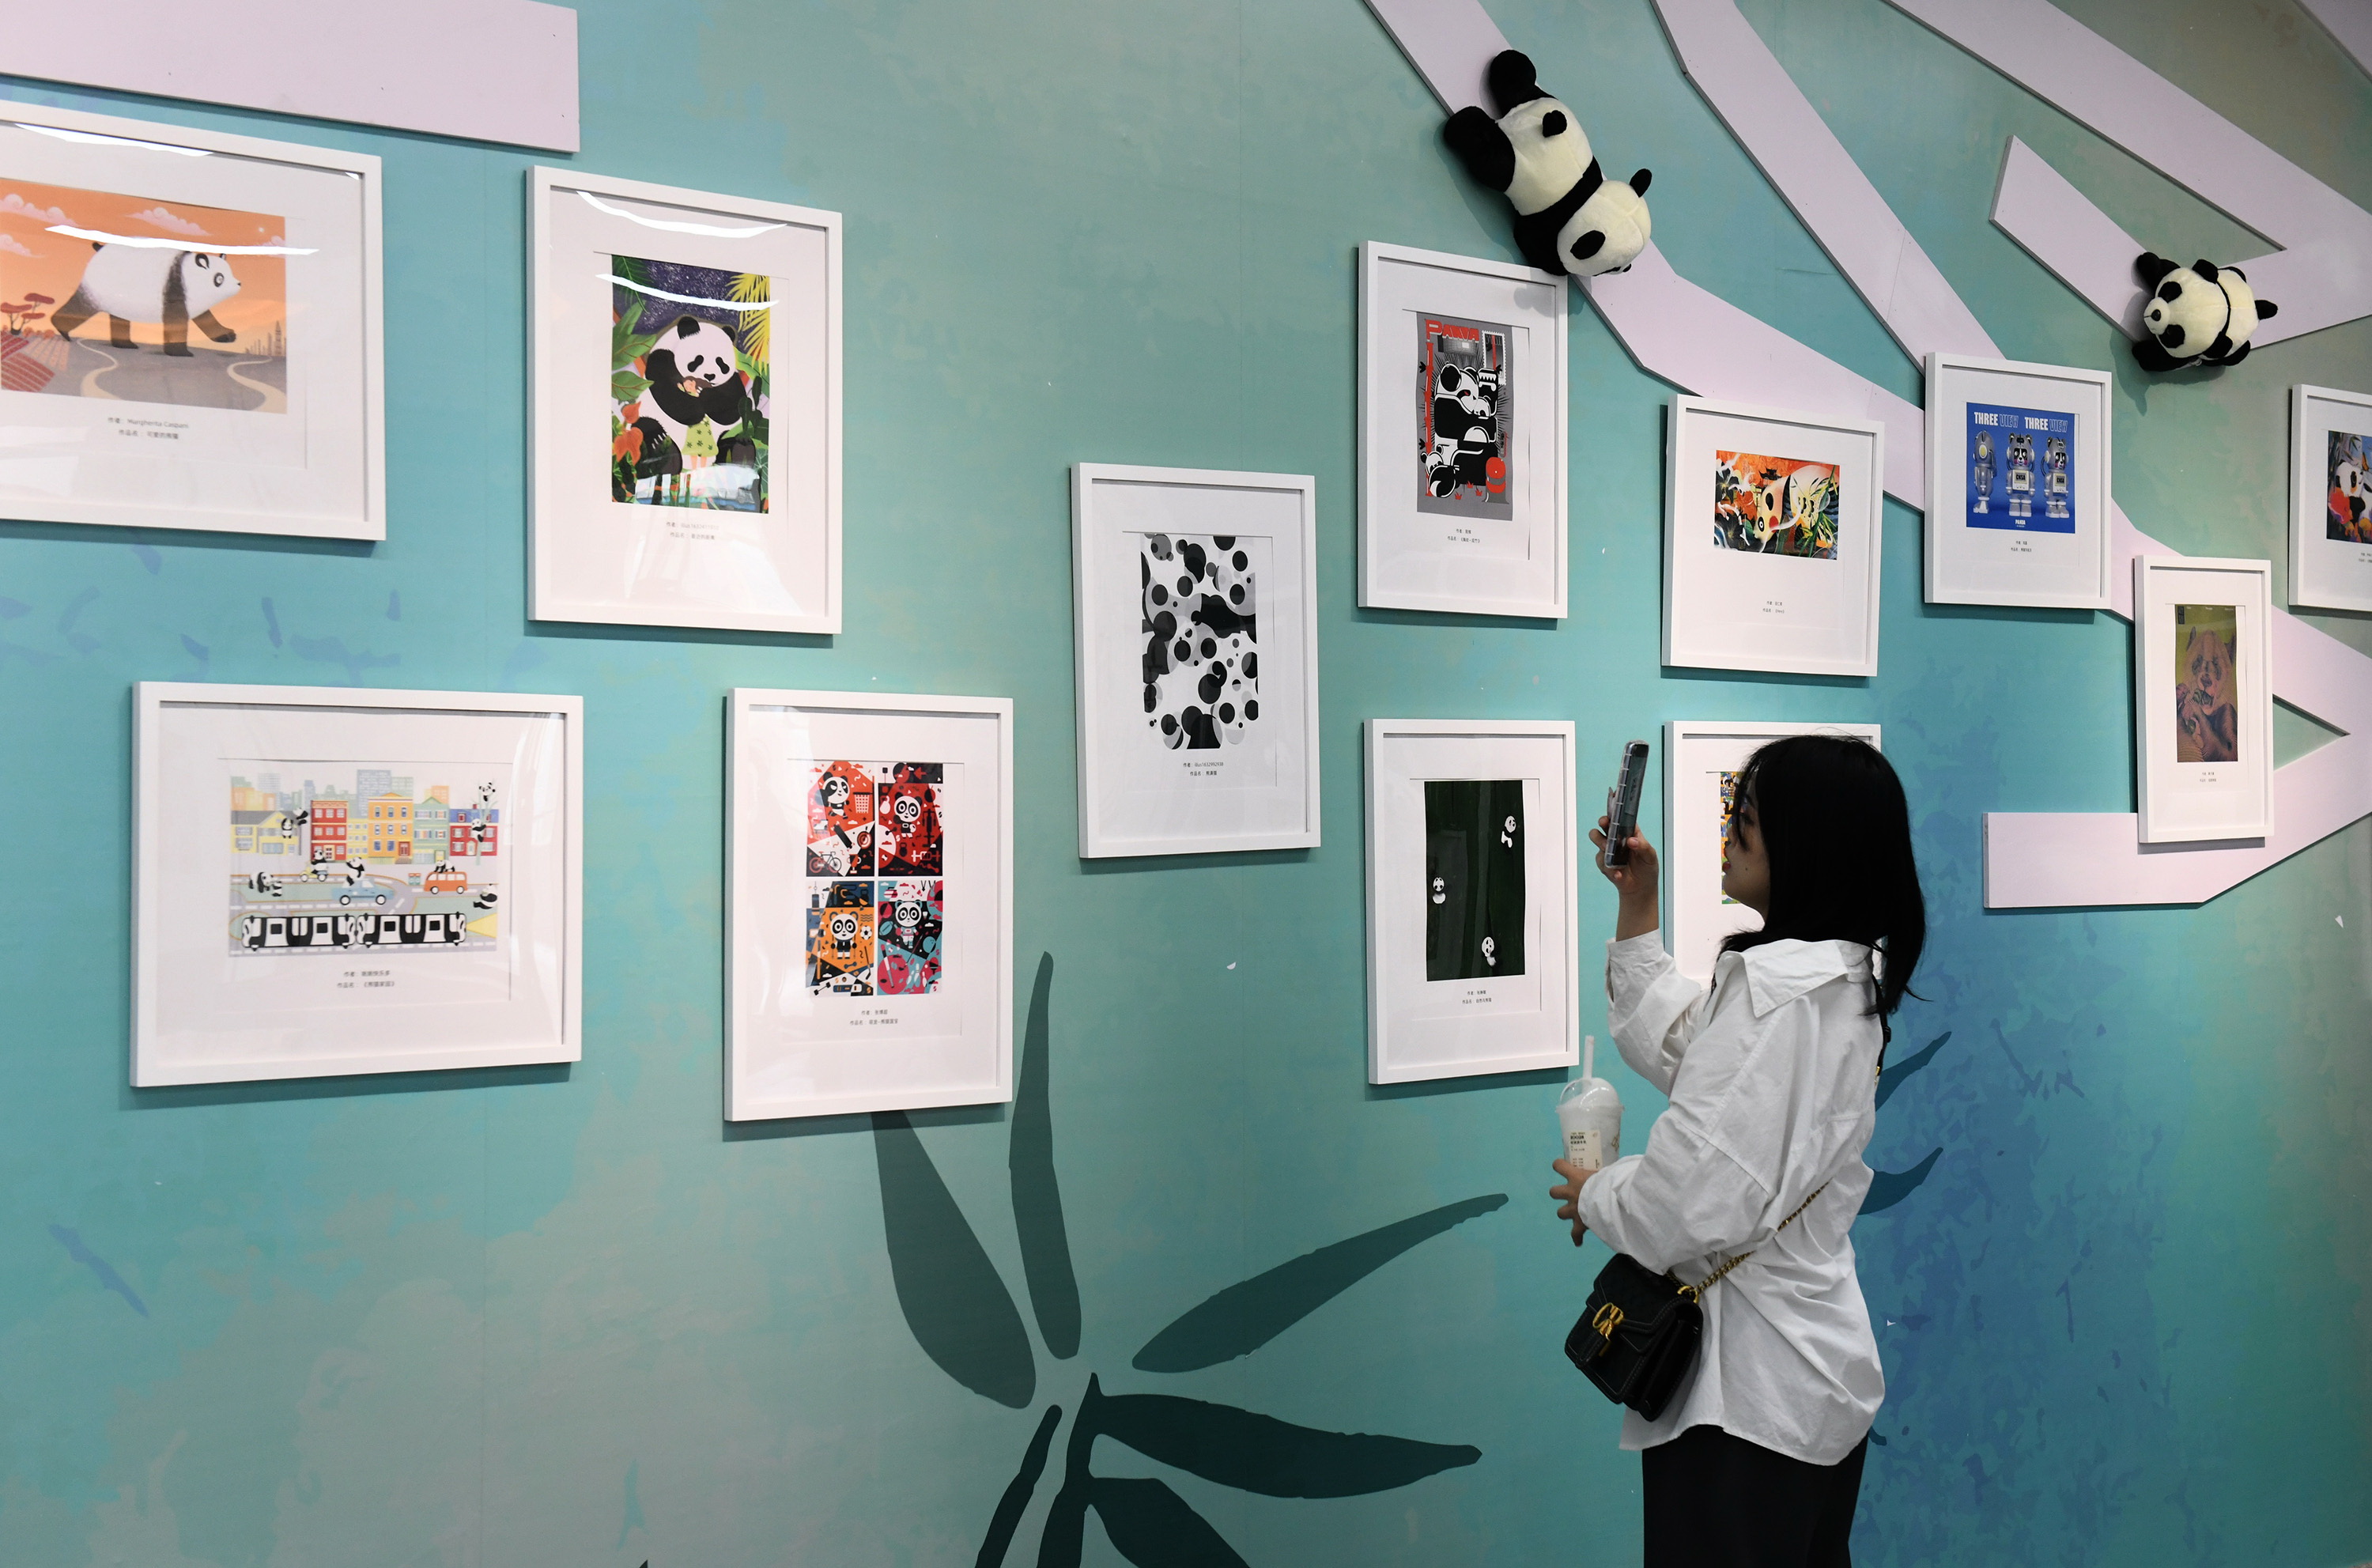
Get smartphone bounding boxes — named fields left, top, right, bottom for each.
left=1603, top=740, right=1650, bottom=867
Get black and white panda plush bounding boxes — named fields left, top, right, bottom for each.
left=633, top=313, right=751, bottom=453
left=1442, top=51, right=1652, bottom=280
left=50, top=243, right=242, bottom=356
left=2132, top=253, right=2279, bottom=371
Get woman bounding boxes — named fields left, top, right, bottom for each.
left=1550, top=735, right=1924, bottom=1567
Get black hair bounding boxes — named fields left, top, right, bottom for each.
left=1718, top=734, right=1924, bottom=1019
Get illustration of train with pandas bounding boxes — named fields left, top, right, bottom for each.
left=234, top=909, right=474, bottom=950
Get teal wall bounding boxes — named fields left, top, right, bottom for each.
left=3, top=0, right=2369, bottom=1562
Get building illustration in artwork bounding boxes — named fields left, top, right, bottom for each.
left=225, top=769, right=501, bottom=956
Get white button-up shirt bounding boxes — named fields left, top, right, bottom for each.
left=1573, top=931, right=1886, bottom=1466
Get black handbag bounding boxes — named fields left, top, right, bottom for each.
left=1564, top=1183, right=1826, bottom=1421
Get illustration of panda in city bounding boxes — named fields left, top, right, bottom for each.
left=51, top=243, right=242, bottom=356
left=626, top=314, right=754, bottom=476
left=2005, top=433, right=2035, bottom=520
left=1426, top=361, right=1501, bottom=500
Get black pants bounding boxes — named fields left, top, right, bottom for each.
left=1641, top=1424, right=1868, bottom=1567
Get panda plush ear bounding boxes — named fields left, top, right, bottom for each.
left=2257, top=299, right=2279, bottom=318
left=1486, top=49, right=1544, bottom=115
left=2135, top=251, right=2179, bottom=286
left=2193, top=259, right=2220, bottom=282
left=1630, top=168, right=1652, bottom=195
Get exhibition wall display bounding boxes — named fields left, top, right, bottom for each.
left=1070, top=462, right=1321, bottom=858
left=0, top=102, right=383, bottom=539
left=5, top=1, right=2371, bottom=1565
left=1922, top=353, right=2113, bottom=610
left=1662, top=396, right=1885, bottom=677
left=724, top=687, right=1013, bottom=1120
left=2290, top=384, right=2372, bottom=612
left=528, top=168, right=844, bottom=633
left=132, top=682, right=581, bottom=1084
left=1362, top=717, right=1578, bottom=1084
left=1357, top=240, right=1567, bottom=618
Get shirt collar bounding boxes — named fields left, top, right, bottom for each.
left=1737, top=938, right=1872, bottom=1017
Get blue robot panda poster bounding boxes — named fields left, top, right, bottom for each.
left=1966, top=402, right=2075, bottom=532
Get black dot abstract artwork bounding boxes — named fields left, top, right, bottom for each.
left=1140, top=532, right=1259, bottom=750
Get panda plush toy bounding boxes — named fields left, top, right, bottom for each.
left=1443, top=51, right=1652, bottom=280
left=2133, top=253, right=2278, bottom=371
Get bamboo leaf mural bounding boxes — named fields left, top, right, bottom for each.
left=871, top=1109, right=1037, bottom=1408
left=1087, top=1379, right=1482, bottom=1498
left=975, top=1404, right=1064, bottom=1568
left=1011, top=954, right=1082, bottom=1358
left=1133, top=1193, right=1506, bottom=1373
left=1087, top=1478, right=1249, bottom=1566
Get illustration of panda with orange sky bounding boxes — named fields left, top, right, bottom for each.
left=806, top=760, right=876, bottom=876
left=877, top=762, right=944, bottom=876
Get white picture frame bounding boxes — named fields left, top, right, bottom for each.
left=1357, top=241, right=1567, bottom=618
left=1664, top=396, right=1885, bottom=677
left=1071, top=463, right=1321, bottom=858
left=725, top=688, right=1014, bottom=1121
left=1664, top=720, right=1880, bottom=985
left=1922, top=352, right=2113, bottom=610
left=2289, top=383, right=2372, bottom=612
left=132, top=682, right=583, bottom=1086
left=1364, top=718, right=1578, bottom=1084
left=2134, top=556, right=2272, bottom=844
left=0, top=100, right=383, bottom=539
left=528, top=167, right=842, bottom=633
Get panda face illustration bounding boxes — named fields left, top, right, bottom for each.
left=659, top=315, right=741, bottom=391
left=1439, top=364, right=1495, bottom=423
left=828, top=910, right=859, bottom=947
left=892, top=795, right=921, bottom=829
left=821, top=776, right=851, bottom=813
left=182, top=252, right=239, bottom=312
left=1481, top=936, right=1498, bottom=967
left=1430, top=876, right=1447, bottom=905
left=893, top=899, right=925, bottom=937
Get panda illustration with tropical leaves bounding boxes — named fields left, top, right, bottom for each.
left=1442, top=50, right=1652, bottom=279
left=629, top=313, right=755, bottom=470
left=2132, top=252, right=2279, bottom=371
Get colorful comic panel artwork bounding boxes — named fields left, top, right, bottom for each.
left=806, top=761, right=877, bottom=876
left=1718, top=769, right=1741, bottom=906
left=1416, top=312, right=1512, bottom=521
left=2327, top=429, right=2371, bottom=544
left=0, top=179, right=288, bottom=412
left=2174, top=603, right=2239, bottom=765
left=1423, top=778, right=1525, bottom=983
left=1140, top=533, right=1259, bottom=751
left=877, top=762, right=944, bottom=876
left=874, top=878, right=944, bottom=996
left=610, top=254, right=769, bottom=512
left=806, top=880, right=876, bottom=995
left=225, top=769, right=500, bottom=957
left=1712, top=450, right=1840, bottom=557
left=1965, top=402, right=2074, bottom=533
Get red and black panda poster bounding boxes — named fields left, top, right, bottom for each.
left=1417, top=312, right=1513, bottom=522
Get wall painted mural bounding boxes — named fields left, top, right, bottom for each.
left=0, top=0, right=2366, bottom=1563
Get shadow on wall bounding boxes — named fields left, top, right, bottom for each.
left=872, top=954, right=1503, bottom=1566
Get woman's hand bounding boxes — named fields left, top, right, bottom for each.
left=1550, top=1157, right=1596, bottom=1247
left=1589, top=814, right=1660, bottom=941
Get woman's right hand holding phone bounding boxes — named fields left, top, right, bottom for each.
left=1591, top=814, right=1660, bottom=941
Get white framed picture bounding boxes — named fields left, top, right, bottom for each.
left=1664, top=397, right=1885, bottom=677
left=1364, top=719, right=1578, bottom=1084
left=2289, top=384, right=2372, bottom=612
left=1922, top=352, right=2113, bottom=610
left=132, top=682, right=582, bottom=1086
left=1664, top=720, right=1880, bottom=985
left=528, top=168, right=841, bottom=633
left=2134, top=556, right=2272, bottom=844
left=1357, top=241, right=1567, bottom=618
left=1071, top=463, right=1321, bottom=858
left=726, top=689, right=1013, bottom=1121
left=0, top=100, right=383, bottom=539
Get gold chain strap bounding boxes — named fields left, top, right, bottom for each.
left=1677, top=1182, right=1830, bottom=1304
